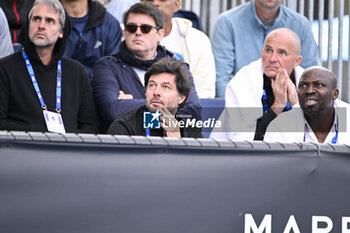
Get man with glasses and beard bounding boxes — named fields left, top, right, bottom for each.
left=92, top=2, right=200, bottom=132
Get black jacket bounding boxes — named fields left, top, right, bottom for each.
left=108, top=105, right=202, bottom=138
left=0, top=0, right=34, bottom=44
left=93, top=41, right=201, bottom=125
left=0, top=6, right=100, bottom=133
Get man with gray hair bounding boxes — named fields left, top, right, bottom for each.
left=0, top=0, right=100, bottom=133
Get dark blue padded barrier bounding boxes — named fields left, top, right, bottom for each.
left=1, top=131, right=350, bottom=233
left=200, top=98, right=225, bottom=138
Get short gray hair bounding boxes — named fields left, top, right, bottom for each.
left=28, top=0, right=66, bottom=30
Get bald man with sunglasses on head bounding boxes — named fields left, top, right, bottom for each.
left=92, top=2, right=200, bottom=132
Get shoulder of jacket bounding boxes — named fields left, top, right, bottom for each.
left=117, top=107, right=142, bottom=122
left=98, top=54, right=121, bottom=64
left=62, top=56, right=85, bottom=68
left=61, top=57, right=89, bottom=77
left=239, top=59, right=262, bottom=74
left=173, top=18, right=210, bottom=42
left=172, top=17, right=192, bottom=27
left=279, top=5, right=309, bottom=22
left=0, top=51, right=21, bottom=64
left=219, top=2, right=251, bottom=19
left=86, top=0, right=106, bottom=27
left=172, top=17, right=191, bottom=35
left=335, top=99, right=350, bottom=108
left=227, top=59, right=262, bottom=89
left=99, top=55, right=136, bottom=72
left=295, top=66, right=305, bottom=81
left=104, top=10, right=121, bottom=25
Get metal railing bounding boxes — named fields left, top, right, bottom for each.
left=180, top=0, right=350, bottom=102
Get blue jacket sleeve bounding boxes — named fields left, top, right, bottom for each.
left=92, top=57, right=144, bottom=123
left=103, top=12, right=122, bottom=56
left=93, top=57, right=201, bottom=124
left=211, top=15, right=236, bottom=98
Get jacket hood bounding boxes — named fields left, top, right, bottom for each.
left=18, top=5, right=71, bottom=68
left=85, top=0, right=106, bottom=30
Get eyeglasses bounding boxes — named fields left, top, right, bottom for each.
left=125, top=23, right=159, bottom=34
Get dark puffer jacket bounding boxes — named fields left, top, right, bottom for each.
left=0, top=0, right=34, bottom=44
left=0, top=5, right=100, bottom=133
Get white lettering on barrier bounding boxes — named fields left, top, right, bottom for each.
left=244, top=214, right=350, bottom=233
left=312, top=216, right=333, bottom=233
left=283, top=215, right=300, bottom=233
left=343, top=217, right=350, bottom=232
left=244, top=214, right=271, bottom=233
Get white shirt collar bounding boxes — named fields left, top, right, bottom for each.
left=303, top=109, right=339, bottom=144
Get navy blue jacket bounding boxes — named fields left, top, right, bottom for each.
left=93, top=45, right=201, bottom=126
left=64, top=0, right=122, bottom=81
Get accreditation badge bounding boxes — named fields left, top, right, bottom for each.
left=43, top=110, right=66, bottom=134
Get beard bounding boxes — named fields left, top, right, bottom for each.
left=31, top=40, right=56, bottom=48
left=146, top=98, right=178, bottom=115
left=29, top=30, right=60, bottom=48
left=30, top=37, right=56, bottom=48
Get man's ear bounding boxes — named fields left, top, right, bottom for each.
left=59, top=29, right=64, bottom=38
left=157, top=28, right=165, bottom=42
left=174, top=0, right=180, bottom=12
left=293, top=55, right=302, bottom=68
left=333, top=89, right=339, bottom=100
left=177, top=94, right=186, bottom=105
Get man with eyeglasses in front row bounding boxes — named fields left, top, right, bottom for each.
left=92, top=2, right=200, bottom=132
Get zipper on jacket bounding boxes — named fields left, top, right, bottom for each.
left=79, top=32, right=83, bottom=49
left=13, top=0, right=20, bottom=44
